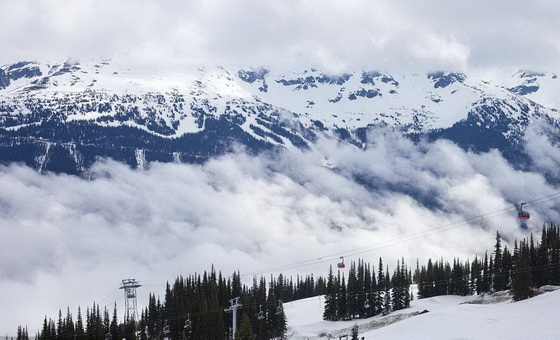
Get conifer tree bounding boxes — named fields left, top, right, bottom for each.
left=391, top=260, right=403, bottom=311
left=338, top=276, right=348, bottom=320
left=323, top=265, right=337, bottom=321
left=206, top=280, right=225, bottom=339
left=110, top=304, right=118, bottom=340
left=193, top=296, right=210, bottom=340
left=66, top=307, right=75, bottom=336
left=512, top=240, right=535, bottom=301
left=57, top=309, right=63, bottom=337
left=235, top=313, right=255, bottom=340
left=351, top=324, right=359, bottom=340
left=364, top=262, right=375, bottom=318
left=471, top=256, right=481, bottom=295
left=347, top=261, right=358, bottom=319
left=481, top=251, right=489, bottom=292
left=375, top=258, right=385, bottom=315
left=356, top=260, right=366, bottom=318
left=383, top=267, right=392, bottom=315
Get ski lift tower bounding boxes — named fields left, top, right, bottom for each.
left=120, top=279, right=142, bottom=322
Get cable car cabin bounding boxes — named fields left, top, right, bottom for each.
left=518, top=211, right=530, bottom=220
left=337, top=256, right=345, bottom=269
left=518, top=202, right=530, bottom=220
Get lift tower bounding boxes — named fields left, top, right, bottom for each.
left=120, top=279, right=141, bottom=322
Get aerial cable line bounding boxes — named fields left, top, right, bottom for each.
left=241, top=192, right=560, bottom=278
left=136, top=193, right=560, bottom=290
left=98, top=288, right=121, bottom=304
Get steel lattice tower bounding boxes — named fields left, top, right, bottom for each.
left=120, top=279, right=141, bottom=322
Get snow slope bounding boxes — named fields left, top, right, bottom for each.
left=284, top=287, right=560, bottom=339
left=2, top=59, right=560, bottom=173
left=1, top=60, right=557, bottom=142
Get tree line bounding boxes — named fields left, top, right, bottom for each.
left=323, top=257, right=412, bottom=321
left=16, top=223, right=560, bottom=339
left=26, top=267, right=327, bottom=340
left=415, top=223, right=560, bottom=301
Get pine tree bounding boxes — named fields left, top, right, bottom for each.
left=65, top=307, right=75, bottom=336
left=482, top=251, right=490, bottom=293
left=41, top=316, right=50, bottom=339
left=383, top=266, right=392, bottom=315
left=17, top=325, right=23, bottom=340
left=512, top=240, right=535, bottom=301
left=338, top=276, right=348, bottom=320
left=323, top=265, right=337, bottom=321
left=351, top=324, right=359, bottom=340
left=110, top=304, right=118, bottom=340
left=471, top=256, right=481, bottom=295
left=347, top=261, right=358, bottom=319
left=391, top=260, right=403, bottom=311
left=235, top=313, right=255, bottom=340
left=356, top=260, right=366, bottom=318
left=57, top=309, right=63, bottom=337
left=375, top=258, right=385, bottom=315
left=206, top=282, right=225, bottom=339
left=193, top=296, right=210, bottom=340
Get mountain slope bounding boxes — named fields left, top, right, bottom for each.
left=285, top=287, right=560, bottom=339
left=0, top=59, right=558, bottom=173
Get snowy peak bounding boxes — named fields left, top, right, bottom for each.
left=0, top=61, right=42, bottom=89
left=427, top=71, right=466, bottom=88
left=498, top=70, right=560, bottom=110
left=1, top=59, right=560, bottom=173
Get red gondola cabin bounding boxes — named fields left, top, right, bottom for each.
left=518, top=202, right=530, bottom=220
left=337, top=256, right=345, bottom=269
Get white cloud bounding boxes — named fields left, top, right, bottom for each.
left=1, top=131, right=559, bottom=332
left=1, top=0, right=559, bottom=71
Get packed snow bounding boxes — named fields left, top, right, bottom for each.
left=284, top=287, right=560, bottom=339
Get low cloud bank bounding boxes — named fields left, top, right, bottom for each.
left=1, top=129, right=559, bottom=332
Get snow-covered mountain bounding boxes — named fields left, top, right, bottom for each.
left=0, top=59, right=559, bottom=174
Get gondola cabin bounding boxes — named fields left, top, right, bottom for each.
left=337, top=256, right=345, bottom=269
left=518, top=210, right=530, bottom=219
left=518, top=202, right=530, bottom=220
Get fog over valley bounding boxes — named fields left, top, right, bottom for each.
left=2, top=130, right=560, bottom=331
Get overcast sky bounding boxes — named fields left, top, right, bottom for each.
left=2, top=0, right=560, bottom=334
left=0, top=0, right=559, bottom=71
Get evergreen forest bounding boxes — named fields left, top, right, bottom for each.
left=14, top=223, right=560, bottom=340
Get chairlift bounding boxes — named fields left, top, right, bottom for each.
left=276, top=300, right=283, bottom=315
left=257, top=305, right=265, bottom=320
left=518, top=202, right=530, bottom=220
left=184, top=313, right=192, bottom=329
left=337, top=256, right=345, bottom=269
left=163, top=320, right=170, bottom=335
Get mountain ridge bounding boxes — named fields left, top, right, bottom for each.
left=1, top=59, right=559, bottom=174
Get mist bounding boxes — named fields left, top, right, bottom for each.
left=1, top=128, right=560, bottom=332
